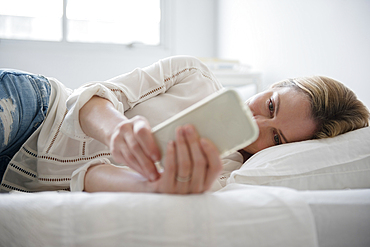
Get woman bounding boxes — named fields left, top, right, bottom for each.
left=0, top=56, right=368, bottom=193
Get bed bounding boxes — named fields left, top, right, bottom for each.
left=0, top=185, right=369, bottom=246
left=0, top=86, right=369, bottom=247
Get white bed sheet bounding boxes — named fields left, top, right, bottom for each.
left=2, top=186, right=368, bottom=247
left=301, top=189, right=370, bottom=247
left=0, top=184, right=318, bottom=247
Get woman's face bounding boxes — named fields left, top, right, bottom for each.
left=243, top=86, right=317, bottom=154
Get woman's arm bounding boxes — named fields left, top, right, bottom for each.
left=79, top=96, right=161, bottom=181
left=77, top=56, right=223, bottom=183
left=84, top=125, right=223, bottom=194
left=84, top=164, right=151, bottom=192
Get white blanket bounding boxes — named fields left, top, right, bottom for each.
left=0, top=184, right=318, bottom=247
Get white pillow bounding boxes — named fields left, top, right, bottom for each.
left=229, top=127, right=370, bottom=190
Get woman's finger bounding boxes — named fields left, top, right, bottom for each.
left=110, top=134, right=146, bottom=176
left=183, top=125, right=207, bottom=193
left=133, top=116, right=161, bottom=162
left=200, top=138, right=223, bottom=191
left=175, top=126, right=192, bottom=194
left=159, top=141, right=177, bottom=193
left=123, top=130, right=159, bottom=181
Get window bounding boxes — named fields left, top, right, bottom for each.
left=0, top=0, right=161, bottom=46
left=0, top=0, right=63, bottom=41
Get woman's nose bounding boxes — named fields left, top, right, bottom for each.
left=254, top=116, right=272, bottom=129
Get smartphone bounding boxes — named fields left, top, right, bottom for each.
left=152, top=89, right=259, bottom=168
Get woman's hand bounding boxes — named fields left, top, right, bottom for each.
left=109, top=116, right=161, bottom=182
left=80, top=96, right=221, bottom=193
left=79, top=96, right=161, bottom=181
left=84, top=124, right=222, bottom=194
left=149, top=125, right=223, bottom=194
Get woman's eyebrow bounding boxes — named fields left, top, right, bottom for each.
left=279, top=130, right=289, bottom=144
left=275, top=94, right=289, bottom=143
left=275, top=93, right=280, bottom=116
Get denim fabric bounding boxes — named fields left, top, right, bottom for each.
left=0, top=69, right=51, bottom=182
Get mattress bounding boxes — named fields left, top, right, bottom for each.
left=1, top=185, right=369, bottom=247
left=302, top=189, right=370, bottom=247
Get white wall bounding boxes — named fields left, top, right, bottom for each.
left=172, top=0, right=217, bottom=57
left=0, top=0, right=217, bottom=89
left=217, top=0, right=370, bottom=108
left=3, top=0, right=369, bottom=108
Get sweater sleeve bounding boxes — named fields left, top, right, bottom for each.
left=210, top=152, right=244, bottom=191
left=60, top=55, right=222, bottom=140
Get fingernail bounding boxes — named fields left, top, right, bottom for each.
left=186, top=125, right=193, bottom=134
left=200, top=138, right=208, bottom=147
left=167, top=140, right=174, bottom=148
left=151, top=154, right=159, bottom=162
left=150, top=173, right=158, bottom=182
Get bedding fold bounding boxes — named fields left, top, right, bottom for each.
left=0, top=184, right=318, bottom=247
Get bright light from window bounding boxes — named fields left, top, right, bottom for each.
left=0, top=0, right=161, bottom=45
left=66, top=0, right=161, bottom=45
left=0, top=0, right=62, bottom=18
left=0, top=0, right=63, bottom=41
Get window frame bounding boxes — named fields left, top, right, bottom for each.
left=0, top=0, right=172, bottom=55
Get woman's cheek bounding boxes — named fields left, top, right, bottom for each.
left=252, top=134, right=272, bottom=154
left=244, top=138, right=262, bottom=154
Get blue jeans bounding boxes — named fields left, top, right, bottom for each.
left=0, top=69, right=51, bottom=182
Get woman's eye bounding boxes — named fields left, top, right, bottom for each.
left=274, top=133, right=281, bottom=145
left=268, top=99, right=274, bottom=114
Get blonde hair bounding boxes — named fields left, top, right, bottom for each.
left=271, top=76, right=369, bottom=139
